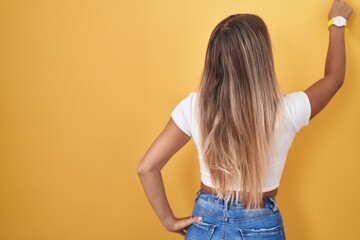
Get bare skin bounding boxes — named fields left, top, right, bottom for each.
left=137, top=0, right=353, bottom=237
left=304, top=0, right=353, bottom=120
left=200, top=182, right=278, bottom=199
left=200, top=182, right=277, bottom=209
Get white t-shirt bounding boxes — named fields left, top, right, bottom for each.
left=171, top=91, right=311, bottom=192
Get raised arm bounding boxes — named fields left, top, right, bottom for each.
left=304, top=0, right=353, bottom=120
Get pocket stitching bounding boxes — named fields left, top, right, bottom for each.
left=193, top=221, right=215, bottom=229
left=239, top=224, right=283, bottom=237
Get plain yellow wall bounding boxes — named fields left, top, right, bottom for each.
left=0, top=0, right=359, bottom=239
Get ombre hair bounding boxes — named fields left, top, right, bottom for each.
left=197, top=14, right=283, bottom=209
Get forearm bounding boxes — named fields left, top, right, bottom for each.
left=138, top=170, right=175, bottom=230
left=324, top=26, right=346, bottom=85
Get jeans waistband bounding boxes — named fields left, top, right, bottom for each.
left=195, top=189, right=277, bottom=209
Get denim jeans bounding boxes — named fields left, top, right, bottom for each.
left=185, top=190, right=286, bottom=240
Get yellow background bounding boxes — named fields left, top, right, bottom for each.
left=0, top=0, right=359, bottom=239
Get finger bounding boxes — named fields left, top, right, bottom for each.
left=176, top=229, right=186, bottom=236
left=178, top=216, right=203, bottom=229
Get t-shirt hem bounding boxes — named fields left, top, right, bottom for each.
left=170, top=114, right=191, bottom=137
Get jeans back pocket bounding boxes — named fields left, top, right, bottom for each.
left=239, top=224, right=285, bottom=239
left=185, top=221, right=216, bottom=240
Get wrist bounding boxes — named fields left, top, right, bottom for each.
left=328, top=16, right=349, bottom=32
left=328, top=25, right=345, bottom=31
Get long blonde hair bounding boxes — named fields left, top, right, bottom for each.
left=197, top=14, right=283, bottom=209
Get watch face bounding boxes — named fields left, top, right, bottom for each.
left=334, top=17, right=346, bottom=27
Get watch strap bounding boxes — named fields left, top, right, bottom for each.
left=328, top=17, right=349, bottom=32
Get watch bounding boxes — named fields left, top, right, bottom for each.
left=328, top=16, right=347, bottom=29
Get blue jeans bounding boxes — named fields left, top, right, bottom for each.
left=185, top=190, right=286, bottom=240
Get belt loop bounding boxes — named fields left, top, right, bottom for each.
left=224, top=197, right=229, bottom=212
left=195, top=189, right=201, bottom=201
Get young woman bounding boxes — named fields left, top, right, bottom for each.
left=137, top=1, right=353, bottom=239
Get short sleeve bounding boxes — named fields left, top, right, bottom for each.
left=171, top=93, right=193, bottom=137
left=284, top=91, right=311, bottom=132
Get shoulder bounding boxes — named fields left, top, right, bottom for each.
left=282, top=91, right=311, bottom=132
left=170, top=91, right=198, bottom=137
left=283, top=91, right=309, bottom=103
left=187, top=91, right=198, bottom=101
left=283, top=91, right=311, bottom=114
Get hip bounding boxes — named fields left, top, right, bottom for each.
left=185, top=190, right=286, bottom=240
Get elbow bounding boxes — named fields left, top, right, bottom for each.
left=325, top=75, right=345, bottom=90
left=137, top=161, right=157, bottom=177
left=335, top=78, right=345, bottom=90
left=137, top=163, right=147, bottom=177
left=338, top=78, right=345, bottom=88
